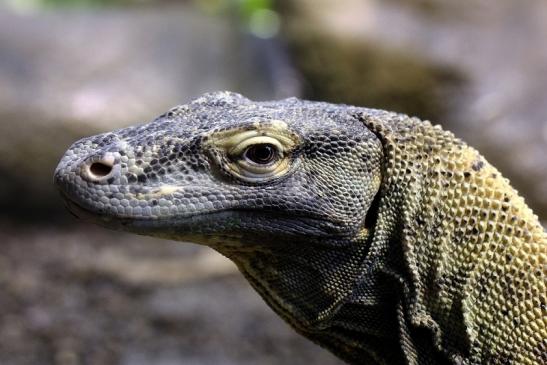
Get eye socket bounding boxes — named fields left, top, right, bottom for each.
left=207, top=128, right=299, bottom=183
left=228, top=137, right=287, bottom=180
left=243, top=143, right=278, bottom=165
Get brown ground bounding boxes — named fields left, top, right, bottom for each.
left=0, top=222, right=342, bottom=365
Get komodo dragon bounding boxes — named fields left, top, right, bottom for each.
left=54, top=91, right=546, bottom=365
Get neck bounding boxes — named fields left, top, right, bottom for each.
left=226, top=232, right=411, bottom=364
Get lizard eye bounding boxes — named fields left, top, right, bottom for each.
left=244, top=143, right=278, bottom=165
left=205, top=122, right=300, bottom=183
left=232, top=136, right=284, bottom=177
left=229, top=136, right=289, bottom=182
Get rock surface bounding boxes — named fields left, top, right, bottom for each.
left=280, top=0, right=547, bottom=220
left=0, top=224, right=342, bottom=365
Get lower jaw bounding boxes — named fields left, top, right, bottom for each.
left=61, top=196, right=352, bottom=250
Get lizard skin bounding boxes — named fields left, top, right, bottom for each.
left=54, top=91, right=547, bottom=365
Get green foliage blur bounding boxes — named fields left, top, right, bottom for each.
left=4, top=0, right=274, bottom=11
left=4, top=0, right=143, bottom=8
left=5, top=0, right=280, bottom=38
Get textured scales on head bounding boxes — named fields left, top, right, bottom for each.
left=55, top=91, right=547, bottom=365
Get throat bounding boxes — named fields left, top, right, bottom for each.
left=227, top=232, right=413, bottom=363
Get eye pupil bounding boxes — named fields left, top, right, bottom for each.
left=246, top=144, right=276, bottom=164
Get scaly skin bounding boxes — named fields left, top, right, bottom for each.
left=54, top=91, right=546, bottom=365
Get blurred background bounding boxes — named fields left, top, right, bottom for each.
left=0, top=0, right=546, bottom=364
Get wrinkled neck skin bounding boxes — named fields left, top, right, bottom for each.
left=198, top=200, right=417, bottom=365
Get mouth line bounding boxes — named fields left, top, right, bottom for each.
left=61, top=193, right=197, bottom=225
left=61, top=197, right=360, bottom=252
left=57, top=183, right=217, bottom=224
left=63, top=194, right=344, bottom=234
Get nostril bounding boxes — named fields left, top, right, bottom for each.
left=89, top=161, right=113, bottom=178
left=82, top=153, right=117, bottom=182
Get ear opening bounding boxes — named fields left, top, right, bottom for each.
left=348, top=111, right=403, bottom=241
left=363, top=189, right=382, bottom=231
left=351, top=112, right=403, bottom=196
left=352, top=112, right=399, bottom=163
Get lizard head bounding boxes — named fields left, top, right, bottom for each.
left=54, top=91, right=385, bottom=329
